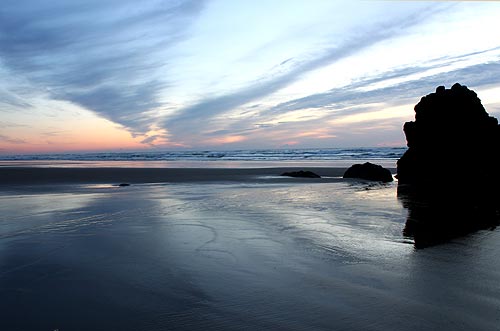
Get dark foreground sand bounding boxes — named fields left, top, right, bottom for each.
left=0, top=167, right=358, bottom=186
left=1, top=166, right=499, bottom=330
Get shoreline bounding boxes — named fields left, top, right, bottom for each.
left=0, top=158, right=398, bottom=169
left=0, top=166, right=396, bottom=186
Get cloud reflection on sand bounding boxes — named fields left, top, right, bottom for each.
left=1, top=181, right=500, bottom=330
left=139, top=181, right=412, bottom=272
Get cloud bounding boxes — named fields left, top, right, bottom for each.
left=0, top=0, right=206, bottom=133
left=140, top=135, right=159, bottom=145
left=0, top=84, right=33, bottom=110
left=0, top=134, right=26, bottom=144
left=0, top=121, right=30, bottom=128
left=41, top=130, right=68, bottom=137
left=264, top=60, right=500, bottom=120
left=161, top=3, right=450, bottom=141
left=61, top=82, right=162, bottom=134
left=183, top=52, right=500, bottom=148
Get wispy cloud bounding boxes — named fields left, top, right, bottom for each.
left=161, top=3, right=451, bottom=142
left=0, top=134, right=26, bottom=144
left=0, top=85, right=33, bottom=110
left=140, top=135, right=159, bottom=145
left=41, top=130, right=69, bottom=137
left=0, top=121, right=30, bottom=128
left=181, top=52, right=500, bottom=148
left=265, top=59, right=500, bottom=119
left=0, top=0, right=206, bottom=134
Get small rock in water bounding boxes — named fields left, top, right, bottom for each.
left=280, top=170, right=321, bottom=178
left=343, top=162, right=393, bottom=182
left=117, top=183, right=130, bottom=187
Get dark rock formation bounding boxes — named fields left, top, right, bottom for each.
left=280, top=170, right=321, bottom=178
left=343, top=162, right=393, bottom=182
left=397, top=83, right=500, bottom=185
left=396, top=83, right=500, bottom=247
left=117, top=183, right=130, bottom=187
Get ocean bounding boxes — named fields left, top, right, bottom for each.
left=0, top=147, right=405, bottom=168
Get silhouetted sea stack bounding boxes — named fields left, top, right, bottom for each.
left=397, top=83, right=500, bottom=185
left=396, top=83, right=500, bottom=246
left=343, top=162, right=393, bottom=182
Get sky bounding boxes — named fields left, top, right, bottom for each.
left=1, top=0, right=500, bottom=154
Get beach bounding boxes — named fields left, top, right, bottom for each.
left=1, top=165, right=500, bottom=330
left=0, top=166, right=356, bottom=187
left=2, top=0, right=500, bottom=329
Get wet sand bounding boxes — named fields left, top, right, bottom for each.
left=1, top=167, right=500, bottom=330
left=0, top=166, right=356, bottom=186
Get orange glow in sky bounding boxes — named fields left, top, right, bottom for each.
left=0, top=107, right=145, bottom=154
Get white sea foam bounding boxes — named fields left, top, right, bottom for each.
left=0, top=147, right=406, bottom=162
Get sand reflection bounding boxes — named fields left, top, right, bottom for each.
left=397, top=185, right=499, bottom=249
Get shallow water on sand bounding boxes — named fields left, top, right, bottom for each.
left=1, top=182, right=500, bottom=330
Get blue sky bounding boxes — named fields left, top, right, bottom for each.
left=1, top=0, right=500, bottom=153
